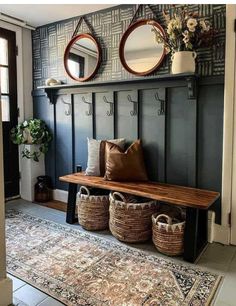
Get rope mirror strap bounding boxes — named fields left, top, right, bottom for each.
left=72, top=15, right=95, bottom=38
left=128, top=4, right=159, bottom=28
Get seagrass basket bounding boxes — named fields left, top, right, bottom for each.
left=109, top=192, right=158, bottom=243
left=77, top=186, right=109, bottom=231
left=152, top=213, right=185, bottom=256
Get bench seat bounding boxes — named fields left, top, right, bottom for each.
left=59, top=172, right=220, bottom=263
left=60, top=172, right=219, bottom=210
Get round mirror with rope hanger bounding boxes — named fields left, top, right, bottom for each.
left=64, top=16, right=101, bottom=82
left=119, top=4, right=166, bottom=76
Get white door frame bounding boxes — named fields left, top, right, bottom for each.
left=216, top=5, right=236, bottom=245
left=230, top=5, right=236, bottom=245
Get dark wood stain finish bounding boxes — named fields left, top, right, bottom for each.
left=60, top=172, right=220, bottom=210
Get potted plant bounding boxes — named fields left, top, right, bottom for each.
left=10, top=119, right=53, bottom=162
left=149, top=6, right=214, bottom=74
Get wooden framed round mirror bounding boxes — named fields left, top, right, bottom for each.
left=119, top=19, right=166, bottom=76
left=64, top=33, right=101, bottom=82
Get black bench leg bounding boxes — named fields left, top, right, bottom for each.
left=66, top=183, right=78, bottom=224
left=183, top=207, right=208, bottom=263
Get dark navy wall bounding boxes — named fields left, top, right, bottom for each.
left=33, top=75, right=224, bottom=223
left=32, top=4, right=226, bottom=88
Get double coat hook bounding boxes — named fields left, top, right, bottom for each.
left=82, top=96, right=92, bottom=116
left=61, top=97, right=71, bottom=116
left=127, top=95, right=138, bottom=116
left=103, top=96, right=114, bottom=116
left=155, top=91, right=165, bottom=116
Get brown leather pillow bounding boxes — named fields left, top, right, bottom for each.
left=104, top=139, right=148, bottom=181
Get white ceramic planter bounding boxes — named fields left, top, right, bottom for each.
left=20, top=144, right=45, bottom=202
left=171, top=51, right=197, bottom=74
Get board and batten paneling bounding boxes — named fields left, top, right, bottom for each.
left=33, top=75, right=224, bottom=224
left=94, top=92, right=114, bottom=140
left=116, top=90, right=138, bottom=142
left=74, top=93, right=93, bottom=172
left=33, top=90, right=56, bottom=186
left=55, top=94, right=73, bottom=190
left=139, top=88, right=166, bottom=182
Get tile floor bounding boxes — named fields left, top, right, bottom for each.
left=5, top=199, right=236, bottom=306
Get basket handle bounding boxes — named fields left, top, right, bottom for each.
left=112, top=192, right=127, bottom=203
left=79, top=186, right=90, bottom=196
left=154, top=214, right=172, bottom=225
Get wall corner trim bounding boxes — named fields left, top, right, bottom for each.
left=53, top=189, right=68, bottom=203
left=0, top=277, right=13, bottom=306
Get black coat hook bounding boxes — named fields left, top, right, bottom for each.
left=61, top=98, right=71, bottom=116
left=155, top=92, right=165, bottom=116
left=82, top=96, right=92, bottom=116
left=127, top=95, right=138, bottom=116
left=103, top=96, right=114, bottom=116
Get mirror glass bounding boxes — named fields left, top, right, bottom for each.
left=120, top=20, right=166, bottom=76
left=64, top=34, right=100, bottom=82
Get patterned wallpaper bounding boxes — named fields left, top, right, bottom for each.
left=32, top=4, right=226, bottom=88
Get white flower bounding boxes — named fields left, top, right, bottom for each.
left=23, top=121, right=28, bottom=127
left=182, top=30, right=190, bottom=44
left=187, top=18, right=197, bottom=32
left=175, top=16, right=182, bottom=30
left=200, top=20, right=210, bottom=32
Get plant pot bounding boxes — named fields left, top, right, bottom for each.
left=171, top=51, right=197, bottom=74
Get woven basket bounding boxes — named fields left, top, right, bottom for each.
left=77, top=186, right=109, bottom=231
left=152, top=213, right=185, bottom=256
left=109, top=192, right=158, bottom=243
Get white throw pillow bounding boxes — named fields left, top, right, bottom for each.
left=85, top=138, right=125, bottom=176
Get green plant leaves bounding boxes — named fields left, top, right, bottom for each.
left=11, top=118, right=53, bottom=162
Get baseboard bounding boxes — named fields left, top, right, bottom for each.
left=208, top=211, right=215, bottom=243
left=213, top=223, right=231, bottom=244
left=209, top=210, right=231, bottom=244
left=53, top=189, right=68, bottom=203
left=0, top=277, right=12, bottom=306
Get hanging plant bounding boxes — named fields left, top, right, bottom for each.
left=10, top=119, right=53, bottom=162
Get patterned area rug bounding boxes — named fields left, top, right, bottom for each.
left=6, top=210, right=221, bottom=306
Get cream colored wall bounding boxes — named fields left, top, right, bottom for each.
left=0, top=67, right=12, bottom=306
left=0, top=109, right=6, bottom=279
left=229, top=5, right=236, bottom=245
left=213, top=4, right=236, bottom=245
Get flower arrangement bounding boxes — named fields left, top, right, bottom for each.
left=10, top=119, right=53, bottom=162
left=149, top=6, right=213, bottom=54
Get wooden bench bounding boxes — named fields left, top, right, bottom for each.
left=59, top=172, right=220, bottom=263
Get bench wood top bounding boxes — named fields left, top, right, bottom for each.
left=59, top=172, right=220, bottom=210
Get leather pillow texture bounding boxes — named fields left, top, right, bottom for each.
left=104, top=139, right=148, bottom=181
left=85, top=138, right=125, bottom=176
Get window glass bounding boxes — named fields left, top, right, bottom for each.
left=0, top=38, right=8, bottom=66
left=1, top=96, right=10, bottom=122
left=1, top=67, right=9, bottom=94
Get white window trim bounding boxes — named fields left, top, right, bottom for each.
left=0, top=20, right=25, bottom=199
left=0, top=20, right=24, bottom=123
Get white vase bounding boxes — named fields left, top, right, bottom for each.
left=171, top=51, right=197, bottom=74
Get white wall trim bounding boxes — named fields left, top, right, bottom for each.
left=0, top=20, right=33, bottom=200
left=0, top=277, right=13, bottom=306
left=215, top=4, right=236, bottom=244
left=230, top=6, right=236, bottom=245
left=53, top=189, right=68, bottom=203
left=0, top=21, right=24, bottom=123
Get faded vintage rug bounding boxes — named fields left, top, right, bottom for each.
left=6, top=210, right=221, bottom=306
